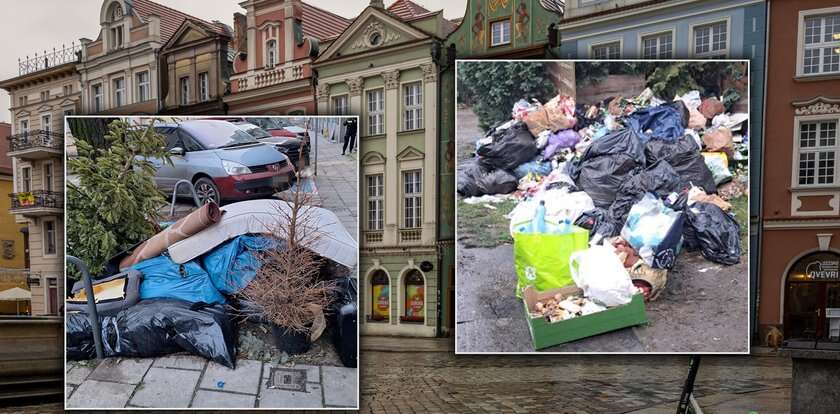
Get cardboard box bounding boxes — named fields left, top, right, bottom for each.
left=522, top=285, right=648, bottom=350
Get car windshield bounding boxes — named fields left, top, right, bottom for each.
left=181, top=121, right=258, bottom=149
left=240, top=124, right=272, bottom=139
left=246, top=117, right=287, bottom=130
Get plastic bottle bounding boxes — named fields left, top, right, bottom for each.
left=534, top=200, right=547, bottom=233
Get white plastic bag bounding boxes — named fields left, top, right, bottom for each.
left=569, top=245, right=636, bottom=307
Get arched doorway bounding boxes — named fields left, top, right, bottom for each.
left=784, top=251, right=840, bottom=341
left=370, top=269, right=390, bottom=322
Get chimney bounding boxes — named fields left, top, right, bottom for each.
left=370, top=0, right=385, bottom=9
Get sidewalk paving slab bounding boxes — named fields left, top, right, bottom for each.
left=258, top=381, right=324, bottom=408
left=260, top=363, right=320, bottom=382
left=88, top=358, right=153, bottom=385
left=128, top=366, right=201, bottom=408
left=199, top=359, right=263, bottom=395
left=191, top=389, right=257, bottom=408
left=65, top=365, right=93, bottom=385
left=66, top=380, right=135, bottom=409
left=321, top=365, right=358, bottom=407
left=153, top=354, right=207, bottom=371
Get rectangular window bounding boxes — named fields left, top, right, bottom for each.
left=198, top=72, right=209, bottom=102
left=490, top=19, right=511, bottom=46
left=40, top=90, right=49, bottom=101
left=21, top=166, right=31, bottom=192
left=367, top=174, right=384, bottom=231
left=63, top=84, right=73, bottom=96
left=113, top=77, right=125, bottom=107
left=403, top=170, right=422, bottom=228
left=136, top=71, right=149, bottom=102
left=43, top=219, right=56, bottom=256
left=332, top=95, right=348, bottom=115
left=43, top=162, right=53, bottom=192
left=41, top=114, right=51, bottom=135
left=110, top=25, right=124, bottom=50
left=802, top=13, right=840, bottom=75
left=642, top=32, right=673, bottom=59
left=693, top=21, right=728, bottom=58
left=367, top=89, right=384, bottom=135
left=403, top=82, right=423, bottom=131
left=180, top=76, right=190, bottom=106
left=92, top=83, right=103, bottom=112
left=592, top=41, right=621, bottom=59
left=798, top=119, right=839, bottom=185
left=18, top=96, right=27, bottom=107
left=19, top=119, right=28, bottom=135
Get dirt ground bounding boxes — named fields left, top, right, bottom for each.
left=455, top=107, right=750, bottom=353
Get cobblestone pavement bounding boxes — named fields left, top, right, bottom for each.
left=64, top=355, right=357, bottom=409
left=357, top=351, right=791, bottom=413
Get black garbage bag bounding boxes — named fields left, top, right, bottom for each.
left=476, top=122, right=539, bottom=171
left=66, top=299, right=237, bottom=368
left=457, top=160, right=518, bottom=197
left=331, top=277, right=358, bottom=368
left=569, top=128, right=646, bottom=208
left=575, top=208, right=620, bottom=239
left=625, top=100, right=688, bottom=143
left=645, top=135, right=717, bottom=194
left=609, top=160, right=690, bottom=223
left=685, top=202, right=741, bottom=265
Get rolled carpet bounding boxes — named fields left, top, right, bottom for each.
left=119, top=202, right=223, bottom=269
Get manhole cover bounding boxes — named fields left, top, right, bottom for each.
left=267, top=367, right=307, bottom=392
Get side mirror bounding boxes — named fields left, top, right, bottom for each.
left=170, top=147, right=185, bottom=156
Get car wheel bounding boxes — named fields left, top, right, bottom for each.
left=194, top=177, right=220, bottom=205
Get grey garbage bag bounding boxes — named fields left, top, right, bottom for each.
left=684, top=202, right=741, bottom=265
left=645, top=135, right=717, bottom=194
left=569, top=128, right=646, bottom=208
left=66, top=299, right=237, bottom=368
left=457, top=160, right=518, bottom=197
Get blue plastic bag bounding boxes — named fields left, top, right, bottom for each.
left=625, top=102, right=687, bottom=143
left=513, top=158, right=552, bottom=179
left=201, top=235, right=282, bottom=295
left=133, top=256, right=226, bottom=304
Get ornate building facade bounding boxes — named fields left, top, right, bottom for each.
left=313, top=0, right=456, bottom=337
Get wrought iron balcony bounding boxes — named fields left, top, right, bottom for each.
left=18, top=42, right=82, bottom=76
left=9, top=191, right=63, bottom=216
left=7, top=130, right=64, bottom=159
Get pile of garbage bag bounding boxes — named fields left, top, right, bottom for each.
left=460, top=84, right=748, bottom=306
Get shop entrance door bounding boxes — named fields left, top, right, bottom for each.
left=825, top=283, right=840, bottom=341
left=785, top=282, right=822, bottom=339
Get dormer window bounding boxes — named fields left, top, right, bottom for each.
left=266, top=40, right=277, bottom=68
left=110, top=26, right=124, bottom=50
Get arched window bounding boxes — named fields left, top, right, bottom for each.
left=402, top=270, right=424, bottom=323
left=109, top=3, right=123, bottom=21
left=784, top=251, right=840, bottom=341
left=266, top=40, right=277, bottom=68
left=370, top=270, right=389, bottom=322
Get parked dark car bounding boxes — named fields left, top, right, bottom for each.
left=147, top=120, right=295, bottom=205
left=232, top=121, right=306, bottom=171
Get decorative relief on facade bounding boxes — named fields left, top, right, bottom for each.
left=489, top=0, right=510, bottom=12
left=346, top=76, right=364, bottom=96
left=315, top=82, right=330, bottom=102
left=794, top=101, right=840, bottom=116
left=420, top=63, right=436, bottom=83
left=351, top=20, right=402, bottom=50
left=382, top=69, right=400, bottom=89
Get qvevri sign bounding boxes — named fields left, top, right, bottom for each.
left=805, top=260, right=840, bottom=280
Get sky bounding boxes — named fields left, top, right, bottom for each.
left=0, top=0, right=467, bottom=123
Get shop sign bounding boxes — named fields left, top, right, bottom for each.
left=805, top=260, right=840, bottom=280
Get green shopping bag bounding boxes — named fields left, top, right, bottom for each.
left=513, top=223, right=590, bottom=297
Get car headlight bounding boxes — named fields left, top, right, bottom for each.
left=222, top=160, right=252, bottom=175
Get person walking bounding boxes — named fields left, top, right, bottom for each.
left=342, top=118, right=357, bottom=155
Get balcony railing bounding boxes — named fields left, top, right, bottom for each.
left=9, top=190, right=63, bottom=213
left=233, top=64, right=305, bottom=92
left=364, top=231, right=383, bottom=244
left=8, top=130, right=64, bottom=153
left=399, top=228, right=422, bottom=243
left=18, top=42, right=82, bottom=76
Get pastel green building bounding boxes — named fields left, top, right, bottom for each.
left=313, top=0, right=456, bottom=337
